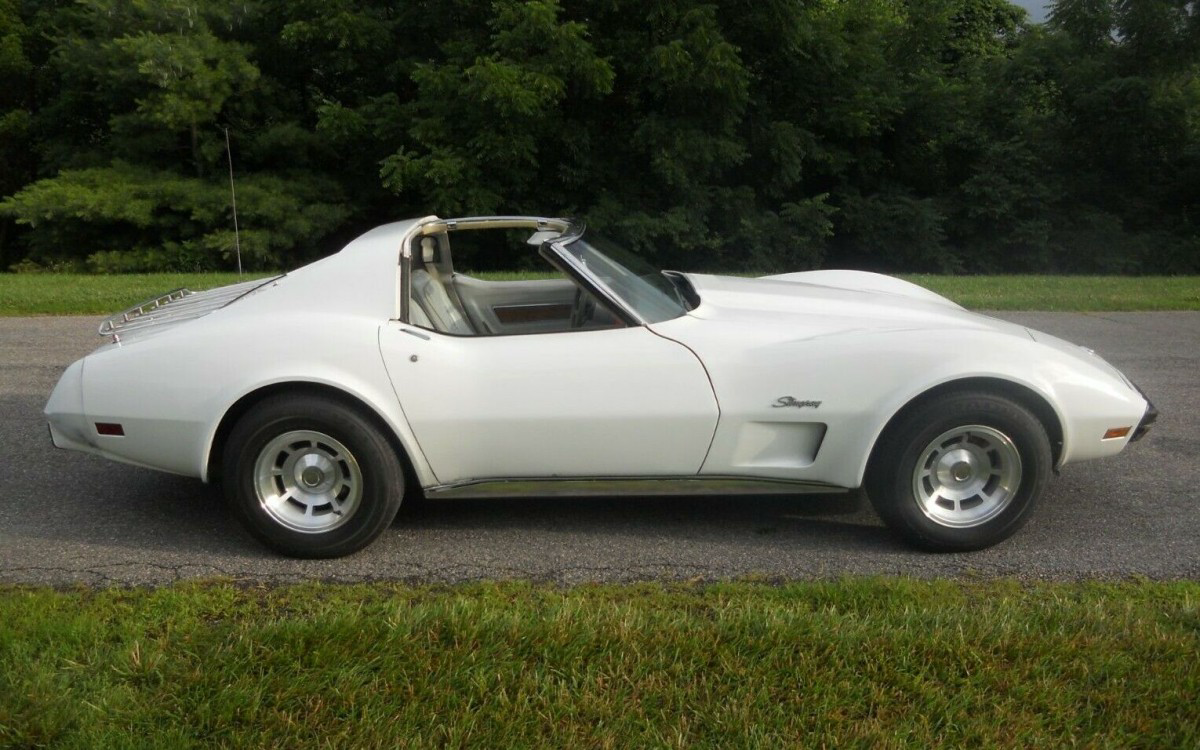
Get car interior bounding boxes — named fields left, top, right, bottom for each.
left=407, top=228, right=623, bottom=336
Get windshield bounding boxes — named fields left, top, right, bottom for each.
left=558, top=235, right=690, bottom=324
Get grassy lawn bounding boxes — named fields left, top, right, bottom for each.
left=905, top=274, right=1200, bottom=311
left=1, top=272, right=1197, bottom=315
left=0, top=272, right=273, bottom=317
left=2, top=579, right=1197, bottom=748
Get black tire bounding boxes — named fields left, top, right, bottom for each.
left=222, top=393, right=405, bottom=558
left=865, top=391, right=1052, bottom=552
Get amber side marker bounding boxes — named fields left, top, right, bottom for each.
left=1103, top=426, right=1132, bottom=440
left=95, top=422, right=125, bottom=436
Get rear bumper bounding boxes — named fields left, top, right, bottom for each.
left=45, top=358, right=93, bottom=451
left=48, top=417, right=94, bottom=453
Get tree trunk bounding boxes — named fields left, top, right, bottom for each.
left=192, top=121, right=202, bottom=177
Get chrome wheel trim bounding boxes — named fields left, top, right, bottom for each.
left=911, top=425, right=1022, bottom=529
left=253, top=430, right=363, bottom=534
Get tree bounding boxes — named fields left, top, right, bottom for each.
left=0, top=0, right=347, bottom=270
left=0, top=0, right=1196, bottom=273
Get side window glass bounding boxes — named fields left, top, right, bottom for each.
left=408, top=228, right=624, bottom=337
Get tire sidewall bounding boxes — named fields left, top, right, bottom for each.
left=223, top=396, right=404, bottom=558
left=868, top=394, right=1051, bottom=551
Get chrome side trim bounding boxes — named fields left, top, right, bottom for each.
left=424, top=475, right=849, bottom=499
left=492, top=301, right=573, bottom=310
left=420, top=216, right=571, bottom=235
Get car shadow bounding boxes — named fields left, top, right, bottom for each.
left=397, top=492, right=899, bottom=550
left=397, top=489, right=868, bottom=528
left=15, top=453, right=902, bottom=558
left=389, top=490, right=904, bottom=554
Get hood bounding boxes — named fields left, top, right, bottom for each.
left=678, top=272, right=1033, bottom=342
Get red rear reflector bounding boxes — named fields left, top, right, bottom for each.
left=95, top=422, right=125, bottom=436
left=1103, top=426, right=1131, bottom=440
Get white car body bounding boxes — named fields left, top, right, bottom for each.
left=44, top=216, right=1155, bottom=554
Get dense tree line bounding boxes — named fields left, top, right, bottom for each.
left=0, top=0, right=1196, bottom=274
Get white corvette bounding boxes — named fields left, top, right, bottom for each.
left=45, top=216, right=1156, bottom=557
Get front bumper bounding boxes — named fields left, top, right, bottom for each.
left=1130, top=384, right=1158, bottom=442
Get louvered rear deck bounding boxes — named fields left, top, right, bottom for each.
left=98, top=277, right=280, bottom=338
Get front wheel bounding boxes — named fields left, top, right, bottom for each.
left=222, top=394, right=405, bottom=558
left=865, top=392, right=1052, bottom=551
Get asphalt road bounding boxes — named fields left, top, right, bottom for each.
left=1, top=312, right=1197, bottom=586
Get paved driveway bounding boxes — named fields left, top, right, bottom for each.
left=1, top=312, right=1196, bottom=586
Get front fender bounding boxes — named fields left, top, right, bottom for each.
left=848, top=330, right=1147, bottom=487
left=671, top=319, right=1145, bottom=489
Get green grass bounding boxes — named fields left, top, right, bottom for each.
left=2, top=579, right=1197, bottom=748
left=0, top=272, right=273, bottom=316
left=902, top=274, right=1200, bottom=311
left=0, top=272, right=1197, bottom=315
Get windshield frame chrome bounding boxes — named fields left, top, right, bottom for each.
left=543, top=228, right=650, bottom=328
left=546, top=230, right=694, bottom=326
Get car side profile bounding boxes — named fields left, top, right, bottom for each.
left=45, top=216, right=1157, bottom=557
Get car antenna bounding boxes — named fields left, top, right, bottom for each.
left=224, top=126, right=243, bottom=278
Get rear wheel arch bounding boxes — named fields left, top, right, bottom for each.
left=206, top=382, right=420, bottom=492
left=865, top=377, right=1064, bottom=479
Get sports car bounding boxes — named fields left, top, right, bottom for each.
left=44, top=215, right=1157, bottom=557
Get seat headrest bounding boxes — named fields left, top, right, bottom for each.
left=421, top=237, right=437, bottom=266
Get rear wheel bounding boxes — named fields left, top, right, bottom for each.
left=865, top=392, right=1051, bottom=551
left=222, top=394, right=404, bottom=558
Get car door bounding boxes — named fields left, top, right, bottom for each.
left=378, top=322, right=719, bottom=485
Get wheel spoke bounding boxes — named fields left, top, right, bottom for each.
left=911, top=424, right=1023, bottom=529
left=253, top=429, right=363, bottom=533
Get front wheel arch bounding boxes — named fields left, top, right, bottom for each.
left=864, top=377, right=1064, bottom=482
left=864, top=389, right=1054, bottom=551
left=206, top=382, right=419, bottom=491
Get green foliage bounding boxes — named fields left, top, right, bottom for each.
left=379, top=0, right=615, bottom=215
left=0, top=164, right=348, bottom=270
left=114, top=28, right=258, bottom=135
left=0, top=0, right=1196, bottom=273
